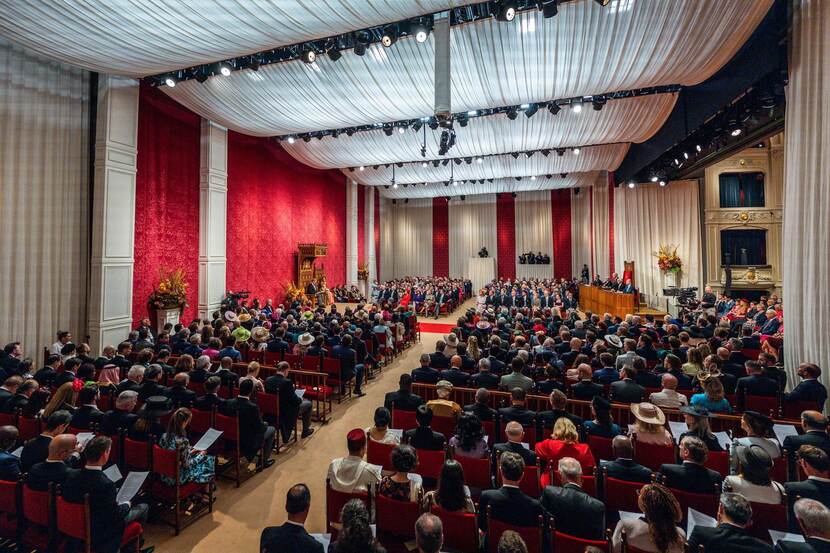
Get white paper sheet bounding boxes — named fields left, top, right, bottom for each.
left=773, top=424, right=798, bottom=445
left=10, top=446, right=22, bottom=458
left=192, top=428, right=223, bottom=451
left=521, top=442, right=530, bottom=450
left=387, top=428, right=403, bottom=440
left=295, top=388, right=306, bottom=399
left=76, top=432, right=95, bottom=448
left=668, top=421, right=688, bottom=443
left=619, top=511, right=641, bottom=521
left=769, top=530, right=805, bottom=544
left=713, top=432, right=732, bottom=450
left=116, top=471, right=148, bottom=504
left=686, top=508, right=717, bottom=537
left=311, top=533, right=332, bottom=550
left=103, top=464, right=123, bottom=482
left=408, top=473, right=423, bottom=486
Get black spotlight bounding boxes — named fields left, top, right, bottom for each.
left=354, top=42, right=366, bottom=56
left=300, top=47, right=316, bottom=64
left=539, top=0, right=559, bottom=18
left=525, top=151, right=534, bottom=158
left=248, top=55, right=261, bottom=71
left=411, top=19, right=430, bottom=43
left=560, top=173, right=568, bottom=178
left=383, top=126, right=394, bottom=137
left=432, top=160, right=441, bottom=167
left=592, top=97, right=606, bottom=111
left=457, top=114, right=469, bottom=127
left=494, top=0, right=518, bottom=22
left=506, top=107, right=518, bottom=120
left=428, top=120, right=440, bottom=130
left=511, top=152, right=520, bottom=159
left=381, top=26, right=398, bottom=47
left=541, top=149, right=550, bottom=157
left=346, top=129, right=355, bottom=136
left=548, top=103, right=561, bottom=115
left=327, top=47, right=342, bottom=62
left=574, top=188, right=580, bottom=196
left=392, top=199, right=397, bottom=204
left=556, top=148, right=565, bottom=156
left=195, top=69, right=210, bottom=83
left=524, top=103, right=539, bottom=118
left=511, top=192, right=517, bottom=198
left=460, top=195, right=466, bottom=201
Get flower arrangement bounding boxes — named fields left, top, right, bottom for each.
left=653, top=245, right=682, bottom=273
left=358, top=263, right=369, bottom=281
left=149, top=268, right=189, bottom=310
left=283, top=281, right=308, bottom=303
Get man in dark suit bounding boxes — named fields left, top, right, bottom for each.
left=687, top=492, right=773, bottom=553
left=225, top=379, right=277, bottom=469
left=601, top=436, right=653, bottom=483
left=0, top=426, right=20, bottom=481
left=537, top=389, right=584, bottom=431
left=61, top=436, right=152, bottom=553
left=784, top=411, right=830, bottom=477
left=541, top=457, right=605, bottom=539
left=778, top=498, right=830, bottom=553
left=487, top=347, right=507, bottom=376
left=384, top=374, right=424, bottom=412
left=0, top=376, right=21, bottom=412
left=100, top=391, right=139, bottom=436
left=659, top=435, right=722, bottom=493
left=493, top=421, right=537, bottom=467
left=194, top=376, right=227, bottom=412
left=478, top=452, right=542, bottom=534
left=188, top=355, right=211, bottom=384
left=260, top=483, right=323, bottom=553
left=2, top=378, right=38, bottom=414
left=440, top=356, right=470, bottom=387
left=214, top=356, right=241, bottom=387
left=34, top=355, right=61, bottom=386
left=265, top=329, right=290, bottom=354
left=498, top=388, right=536, bottom=427
left=137, top=365, right=168, bottom=402
left=265, top=361, right=314, bottom=441
left=70, top=385, right=104, bottom=430
left=572, top=364, right=605, bottom=401
left=610, top=366, right=646, bottom=403
left=464, top=387, right=497, bottom=422
left=758, top=310, right=781, bottom=335
left=331, top=334, right=365, bottom=397
left=25, top=433, right=77, bottom=491
left=53, top=358, right=80, bottom=388
left=469, top=358, right=501, bottom=389
left=736, top=360, right=780, bottom=401
left=21, top=410, right=71, bottom=472
left=412, top=353, right=441, bottom=384
left=165, top=373, right=197, bottom=408
left=116, top=365, right=144, bottom=395
left=403, top=404, right=446, bottom=451
left=786, top=446, right=830, bottom=532
left=786, top=364, right=828, bottom=411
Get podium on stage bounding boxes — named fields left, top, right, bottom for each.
left=468, top=257, right=496, bottom=292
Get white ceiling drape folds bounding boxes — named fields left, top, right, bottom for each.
left=161, top=1, right=771, bottom=136
left=284, top=93, right=676, bottom=168
left=380, top=172, right=601, bottom=199
left=352, top=143, right=626, bottom=186
left=0, top=1, right=462, bottom=76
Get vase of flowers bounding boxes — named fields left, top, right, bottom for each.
left=654, top=245, right=682, bottom=288
left=149, top=268, right=188, bottom=332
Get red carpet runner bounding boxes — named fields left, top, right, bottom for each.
left=417, top=322, right=457, bottom=334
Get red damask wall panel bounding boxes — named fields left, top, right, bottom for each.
left=133, top=83, right=200, bottom=325
left=226, top=132, right=346, bottom=303
left=496, top=193, right=516, bottom=280
left=551, top=189, right=573, bottom=279
left=432, top=198, right=449, bottom=277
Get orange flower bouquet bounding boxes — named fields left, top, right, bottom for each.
left=654, top=245, right=682, bottom=273
left=149, top=268, right=189, bottom=309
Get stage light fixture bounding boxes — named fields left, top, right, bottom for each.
left=594, top=0, right=611, bottom=5
left=573, top=147, right=580, bottom=155
left=464, top=157, right=472, bottom=164
left=302, top=135, right=311, bottom=143
left=556, top=148, right=565, bottom=156
left=511, top=192, right=517, bottom=198
left=560, top=173, right=567, bottom=178
left=650, top=176, right=658, bottom=182
left=300, top=47, right=316, bottom=64
left=354, top=42, right=366, bottom=56
left=452, top=180, right=458, bottom=186
left=287, top=136, right=296, bottom=144
left=476, top=157, right=483, bottom=164
left=539, top=0, right=559, bottom=18
left=592, top=97, right=606, bottom=111
left=526, top=151, right=534, bottom=158
left=412, top=20, right=430, bottom=43
left=422, top=162, right=428, bottom=168
left=327, top=47, right=342, bottom=62
left=530, top=175, right=537, bottom=180
left=494, top=1, right=517, bottom=22
left=195, top=70, right=209, bottom=83
left=432, top=160, right=440, bottom=167
left=506, top=107, right=518, bottom=120
left=346, top=129, right=355, bottom=136
left=164, top=76, right=176, bottom=87
left=659, top=180, right=666, bottom=187
left=249, top=55, right=261, bottom=71
left=511, top=152, right=520, bottom=159
left=393, top=183, right=398, bottom=189
left=572, top=102, right=583, bottom=114
left=628, top=181, right=635, bottom=188
left=359, top=166, right=365, bottom=171
left=219, top=63, right=232, bottom=76
left=696, top=144, right=702, bottom=152
left=381, top=26, right=398, bottom=47
left=460, top=195, right=466, bottom=201
left=398, top=127, right=405, bottom=134
left=428, top=120, right=439, bottom=130
left=541, top=149, right=550, bottom=157
left=467, top=110, right=478, bottom=116
left=548, top=103, right=561, bottom=115
left=412, top=122, right=423, bottom=132
left=383, top=126, right=394, bottom=136
left=683, top=152, right=689, bottom=159
left=524, top=104, right=538, bottom=118
left=731, top=127, right=742, bottom=137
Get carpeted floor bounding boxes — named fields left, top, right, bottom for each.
left=146, top=299, right=476, bottom=552
left=417, top=321, right=457, bottom=334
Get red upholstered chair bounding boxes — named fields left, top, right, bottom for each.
left=703, top=450, right=730, bottom=477
left=302, top=355, right=322, bottom=372
left=742, top=393, right=780, bottom=417
left=374, top=333, right=393, bottom=364
left=283, top=354, right=301, bottom=369
left=375, top=490, right=423, bottom=543
left=487, top=508, right=543, bottom=553
left=322, top=357, right=350, bottom=403
left=0, top=479, right=18, bottom=542
left=150, top=444, right=214, bottom=534
left=551, top=469, right=597, bottom=497
left=551, top=528, right=611, bottom=553
left=783, top=400, right=822, bottom=420
left=633, top=440, right=676, bottom=471
left=189, top=407, right=214, bottom=438
left=256, top=392, right=292, bottom=448
left=325, top=479, right=370, bottom=536
left=263, top=351, right=283, bottom=366
left=666, top=484, right=720, bottom=518
left=415, top=447, right=447, bottom=481
left=432, top=415, right=457, bottom=440
left=214, top=412, right=251, bottom=488
left=17, top=414, right=40, bottom=441
left=122, top=436, right=152, bottom=471
left=587, top=435, right=614, bottom=462
left=21, top=482, right=52, bottom=551
left=452, top=448, right=492, bottom=491
left=366, top=439, right=396, bottom=472
left=431, top=505, right=478, bottom=551
left=746, top=500, right=788, bottom=540
left=244, top=350, right=264, bottom=363
left=392, top=409, right=418, bottom=432
left=482, top=420, right=496, bottom=446
left=0, top=413, right=13, bottom=428
left=56, top=494, right=143, bottom=553
left=187, top=381, right=205, bottom=398
left=495, top=452, right=541, bottom=498
left=601, top=468, right=652, bottom=514
left=771, top=455, right=788, bottom=483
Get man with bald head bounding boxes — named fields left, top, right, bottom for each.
left=600, top=436, right=652, bottom=483
left=440, top=355, right=469, bottom=387
left=26, top=433, right=77, bottom=490
left=0, top=426, right=20, bottom=481
left=415, top=512, right=443, bottom=553
left=783, top=411, right=830, bottom=477
left=493, top=421, right=537, bottom=467
left=649, top=373, right=688, bottom=409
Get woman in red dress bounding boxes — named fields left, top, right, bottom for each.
left=534, top=417, right=595, bottom=488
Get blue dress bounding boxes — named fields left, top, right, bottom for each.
left=584, top=421, right=622, bottom=439
left=690, top=394, right=733, bottom=413
left=159, top=433, right=215, bottom=485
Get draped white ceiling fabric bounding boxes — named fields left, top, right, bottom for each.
left=385, top=198, right=434, bottom=279
left=449, top=194, right=497, bottom=278
left=162, top=1, right=772, bottom=136
left=0, top=1, right=463, bottom=76
left=380, top=172, right=600, bottom=199
left=284, top=93, right=676, bottom=168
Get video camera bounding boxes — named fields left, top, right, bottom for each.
left=221, top=290, right=250, bottom=311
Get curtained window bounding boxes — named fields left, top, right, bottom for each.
left=719, top=172, right=765, bottom=208
left=721, top=229, right=767, bottom=266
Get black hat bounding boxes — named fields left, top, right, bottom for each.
left=679, top=405, right=710, bottom=418
left=743, top=410, right=773, bottom=427
left=140, top=396, right=173, bottom=418
left=736, top=443, right=773, bottom=471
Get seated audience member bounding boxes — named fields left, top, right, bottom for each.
left=0, top=426, right=20, bottom=481
left=62, top=436, right=152, bottom=553
left=217, top=336, right=241, bottom=362
left=53, top=357, right=79, bottom=387
left=690, top=376, right=733, bottom=413
left=189, top=355, right=211, bottom=383
left=440, top=355, right=469, bottom=387
left=327, top=429, right=381, bottom=493
left=498, top=388, right=536, bottom=427
left=213, top=356, right=240, bottom=387
left=498, top=530, right=529, bottom=553
left=572, top=363, right=605, bottom=400
left=21, top=409, right=71, bottom=472
left=610, top=365, right=646, bottom=403
left=737, top=360, right=780, bottom=400
left=137, top=365, right=167, bottom=402
left=239, top=361, right=265, bottom=395
left=426, top=380, right=462, bottom=419
left=724, top=443, right=783, bottom=504
left=384, top=374, right=424, bottom=412
left=116, top=365, right=144, bottom=395
left=663, top=354, right=693, bottom=390
left=70, top=384, right=104, bottom=430
left=541, top=457, right=605, bottom=539
left=478, top=452, right=542, bottom=533
left=379, top=444, right=422, bottom=502
left=736, top=410, right=781, bottom=459
left=429, top=340, right=449, bottom=369
left=331, top=334, right=365, bottom=397
left=100, top=390, right=139, bottom=435
left=785, top=363, right=827, bottom=411
left=450, top=414, right=489, bottom=459
left=783, top=411, right=830, bottom=465
left=403, top=405, right=446, bottom=451
left=786, top=446, right=830, bottom=531
left=130, top=395, right=171, bottom=441
left=225, top=379, right=277, bottom=468
left=470, top=357, right=501, bottom=389
left=421, top=459, right=476, bottom=514
left=260, top=483, right=323, bottom=553
left=779, top=498, right=830, bottom=553
left=584, top=396, right=622, bottom=439
left=687, top=492, right=774, bottom=553
left=536, top=418, right=595, bottom=488
left=97, top=363, right=122, bottom=388
left=0, top=376, right=21, bottom=411
left=494, top=421, right=537, bottom=467
left=3, top=378, right=39, bottom=415
left=630, top=402, right=672, bottom=446
left=500, top=358, right=534, bottom=392
left=682, top=347, right=705, bottom=378
left=366, top=406, right=399, bottom=444
left=42, top=381, right=76, bottom=418
left=537, top=389, right=583, bottom=431
left=415, top=513, right=443, bottom=553
left=679, top=406, right=724, bottom=452
left=194, top=376, right=226, bottom=412
left=649, top=373, right=689, bottom=409
left=328, top=499, right=387, bottom=553
left=593, top=352, right=620, bottom=385
left=616, top=339, right=645, bottom=369
left=264, top=361, right=314, bottom=441
left=158, top=407, right=215, bottom=485
left=659, top=436, right=722, bottom=493
left=612, top=483, right=685, bottom=553
left=412, top=353, right=441, bottom=384
left=34, top=355, right=60, bottom=386
left=601, top=436, right=653, bottom=483
left=26, top=433, right=77, bottom=490
left=464, top=387, right=497, bottom=422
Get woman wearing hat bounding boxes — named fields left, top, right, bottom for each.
left=443, top=333, right=459, bottom=358
left=584, top=396, right=621, bottom=439
left=724, top=443, right=784, bottom=504
left=630, top=402, right=672, bottom=446
left=292, top=332, right=314, bottom=356
left=678, top=406, right=724, bottom=452
left=251, top=326, right=270, bottom=351
left=130, top=396, right=172, bottom=441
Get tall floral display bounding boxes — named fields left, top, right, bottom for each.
left=149, top=268, right=188, bottom=331
left=654, top=244, right=682, bottom=288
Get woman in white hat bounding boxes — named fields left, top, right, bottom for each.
left=293, top=332, right=315, bottom=356
left=443, top=333, right=459, bottom=357
left=630, top=402, right=672, bottom=446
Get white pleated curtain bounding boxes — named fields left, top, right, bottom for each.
left=379, top=196, right=394, bottom=282
left=385, top=198, right=433, bottom=279
left=591, top=179, right=610, bottom=278
left=515, top=190, right=554, bottom=279
left=0, top=37, right=89, bottom=357
left=782, top=0, right=830, bottom=388
left=571, top=188, right=592, bottom=277
left=449, top=194, right=497, bottom=278
left=613, top=180, right=702, bottom=300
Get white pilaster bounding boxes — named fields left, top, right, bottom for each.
left=87, top=76, right=140, bottom=354
left=346, top=179, right=359, bottom=286
left=366, top=186, right=377, bottom=284
left=198, top=120, right=228, bottom=319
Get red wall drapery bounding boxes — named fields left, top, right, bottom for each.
left=133, top=83, right=200, bottom=325
left=226, top=132, right=346, bottom=303
left=496, top=193, right=516, bottom=280
left=432, top=198, right=449, bottom=277
left=551, top=189, right=573, bottom=279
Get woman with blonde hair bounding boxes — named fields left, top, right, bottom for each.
left=239, top=361, right=264, bottom=394
left=535, top=417, right=595, bottom=487
left=42, top=382, right=77, bottom=418
left=466, top=335, right=481, bottom=361
left=630, top=402, right=672, bottom=446
left=612, top=484, right=685, bottom=553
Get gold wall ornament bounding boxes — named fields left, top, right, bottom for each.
left=746, top=267, right=756, bottom=281
left=739, top=212, right=749, bottom=222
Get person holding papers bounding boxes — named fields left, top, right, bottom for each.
left=26, top=434, right=77, bottom=490
left=158, top=408, right=215, bottom=485
left=724, top=444, right=784, bottom=504
left=687, top=492, right=773, bottom=553
left=678, top=406, right=725, bottom=452
left=611, top=484, right=685, bottom=553
left=264, top=361, right=313, bottom=441
left=779, top=498, right=830, bottom=553
left=61, top=435, right=153, bottom=553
